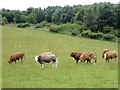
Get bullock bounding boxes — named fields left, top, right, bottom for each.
left=35, top=52, right=58, bottom=68
left=102, top=49, right=110, bottom=58
left=102, top=49, right=117, bottom=62
left=70, top=52, right=82, bottom=63
left=8, top=52, right=25, bottom=64
left=80, top=52, right=97, bottom=65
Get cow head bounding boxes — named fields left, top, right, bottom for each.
left=35, top=55, right=39, bottom=62
left=8, top=60, right=12, bottom=64
left=70, top=52, right=75, bottom=57
left=102, top=49, right=109, bottom=58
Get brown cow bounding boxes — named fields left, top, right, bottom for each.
left=102, top=49, right=110, bottom=58
left=70, top=52, right=82, bottom=63
left=8, top=52, right=25, bottom=64
left=102, top=49, right=117, bottom=62
left=80, top=52, right=97, bottom=65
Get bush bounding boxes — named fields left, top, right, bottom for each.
left=88, top=32, right=104, bottom=39
left=17, top=23, right=30, bottom=28
left=102, top=34, right=118, bottom=42
left=96, top=32, right=104, bottom=39
left=50, top=25, right=60, bottom=33
left=81, top=30, right=91, bottom=38
left=88, top=33, right=98, bottom=39
left=35, top=21, right=51, bottom=28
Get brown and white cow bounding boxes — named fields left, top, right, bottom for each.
left=80, top=52, right=97, bottom=65
left=102, top=49, right=117, bottom=62
left=70, top=52, right=82, bottom=63
left=8, top=52, right=25, bottom=64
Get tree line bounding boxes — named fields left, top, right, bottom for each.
left=1, top=2, right=120, bottom=41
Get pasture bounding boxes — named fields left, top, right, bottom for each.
left=2, top=26, right=118, bottom=88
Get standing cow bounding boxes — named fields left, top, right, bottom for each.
left=8, top=52, right=25, bottom=64
left=35, top=52, right=58, bottom=68
left=80, top=52, right=97, bottom=65
left=102, top=49, right=117, bottom=62
left=70, top=52, right=82, bottom=63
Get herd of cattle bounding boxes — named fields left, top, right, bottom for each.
left=8, top=48, right=117, bottom=68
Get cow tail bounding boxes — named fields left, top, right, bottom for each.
left=94, top=55, right=97, bottom=65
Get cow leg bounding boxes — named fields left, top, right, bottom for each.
left=87, top=60, right=91, bottom=63
left=106, top=58, right=109, bottom=62
left=55, top=58, right=58, bottom=68
left=55, top=62, right=58, bottom=68
left=14, top=60, right=16, bottom=63
left=76, top=60, right=79, bottom=64
left=41, top=64, right=44, bottom=68
left=21, top=57, right=23, bottom=63
left=55, top=61, right=58, bottom=68
left=52, top=63, right=55, bottom=68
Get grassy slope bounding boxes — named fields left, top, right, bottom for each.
left=2, top=26, right=118, bottom=88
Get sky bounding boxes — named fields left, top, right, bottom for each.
left=0, top=0, right=119, bottom=10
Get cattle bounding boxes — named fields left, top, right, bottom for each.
left=70, top=52, right=82, bottom=63
left=80, top=52, right=97, bottom=65
left=102, top=49, right=117, bottom=62
left=8, top=52, right=25, bottom=64
left=35, top=52, right=58, bottom=68
left=102, top=49, right=110, bottom=58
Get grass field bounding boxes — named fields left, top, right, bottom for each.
left=2, top=26, right=118, bottom=88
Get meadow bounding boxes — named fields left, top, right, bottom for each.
left=2, top=26, right=118, bottom=88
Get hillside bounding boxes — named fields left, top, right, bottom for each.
left=2, top=26, right=118, bottom=88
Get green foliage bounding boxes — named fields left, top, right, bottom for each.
left=50, top=25, right=61, bottom=33
left=102, top=34, right=118, bottom=42
left=17, top=23, right=31, bottom=28
left=81, top=30, right=91, bottom=38
left=1, top=2, right=119, bottom=39
left=103, top=26, right=114, bottom=34
left=88, top=32, right=104, bottom=39
left=35, top=21, right=51, bottom=28
left=50, top=23, right=83, bottom=35
left=2, top=17, right=8, bottom=25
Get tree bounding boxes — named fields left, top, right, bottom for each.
left=2, top=17, right=8, bottom=24
left=34, top=8, right=45, bottom=23
left=26, top=13, right=36, bottom=23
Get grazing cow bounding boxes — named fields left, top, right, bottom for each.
left=102, top=49, right=117, bottom=62
left=35, top=52, right=58, bottom=68
left=70, top=52, right=82, bottom=63
left=80, top=52, right=97, bottom=65
left=102, top=49, right=110, bottom=58
left=8, top=52, right=25, bottom=64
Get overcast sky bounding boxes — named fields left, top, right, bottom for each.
left=0, top=0, right=119, bottom=10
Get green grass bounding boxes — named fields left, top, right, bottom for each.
left=2, top=26, right=118, bottom=88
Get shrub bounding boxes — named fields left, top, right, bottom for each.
left=35, top=21, right=51, bottom=28
left=88, top=33, right=98, bottom=39
left=102, top=34, right=118, bottom=42
left=17, top=23, right=30, bottom=28
left=96, top=32, right=104, bottom=39
left=88, top=32, right=104, bottom=39
left=50, top=25, right=60, bottom=33
left=81, top=30, right=91, bottom=38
